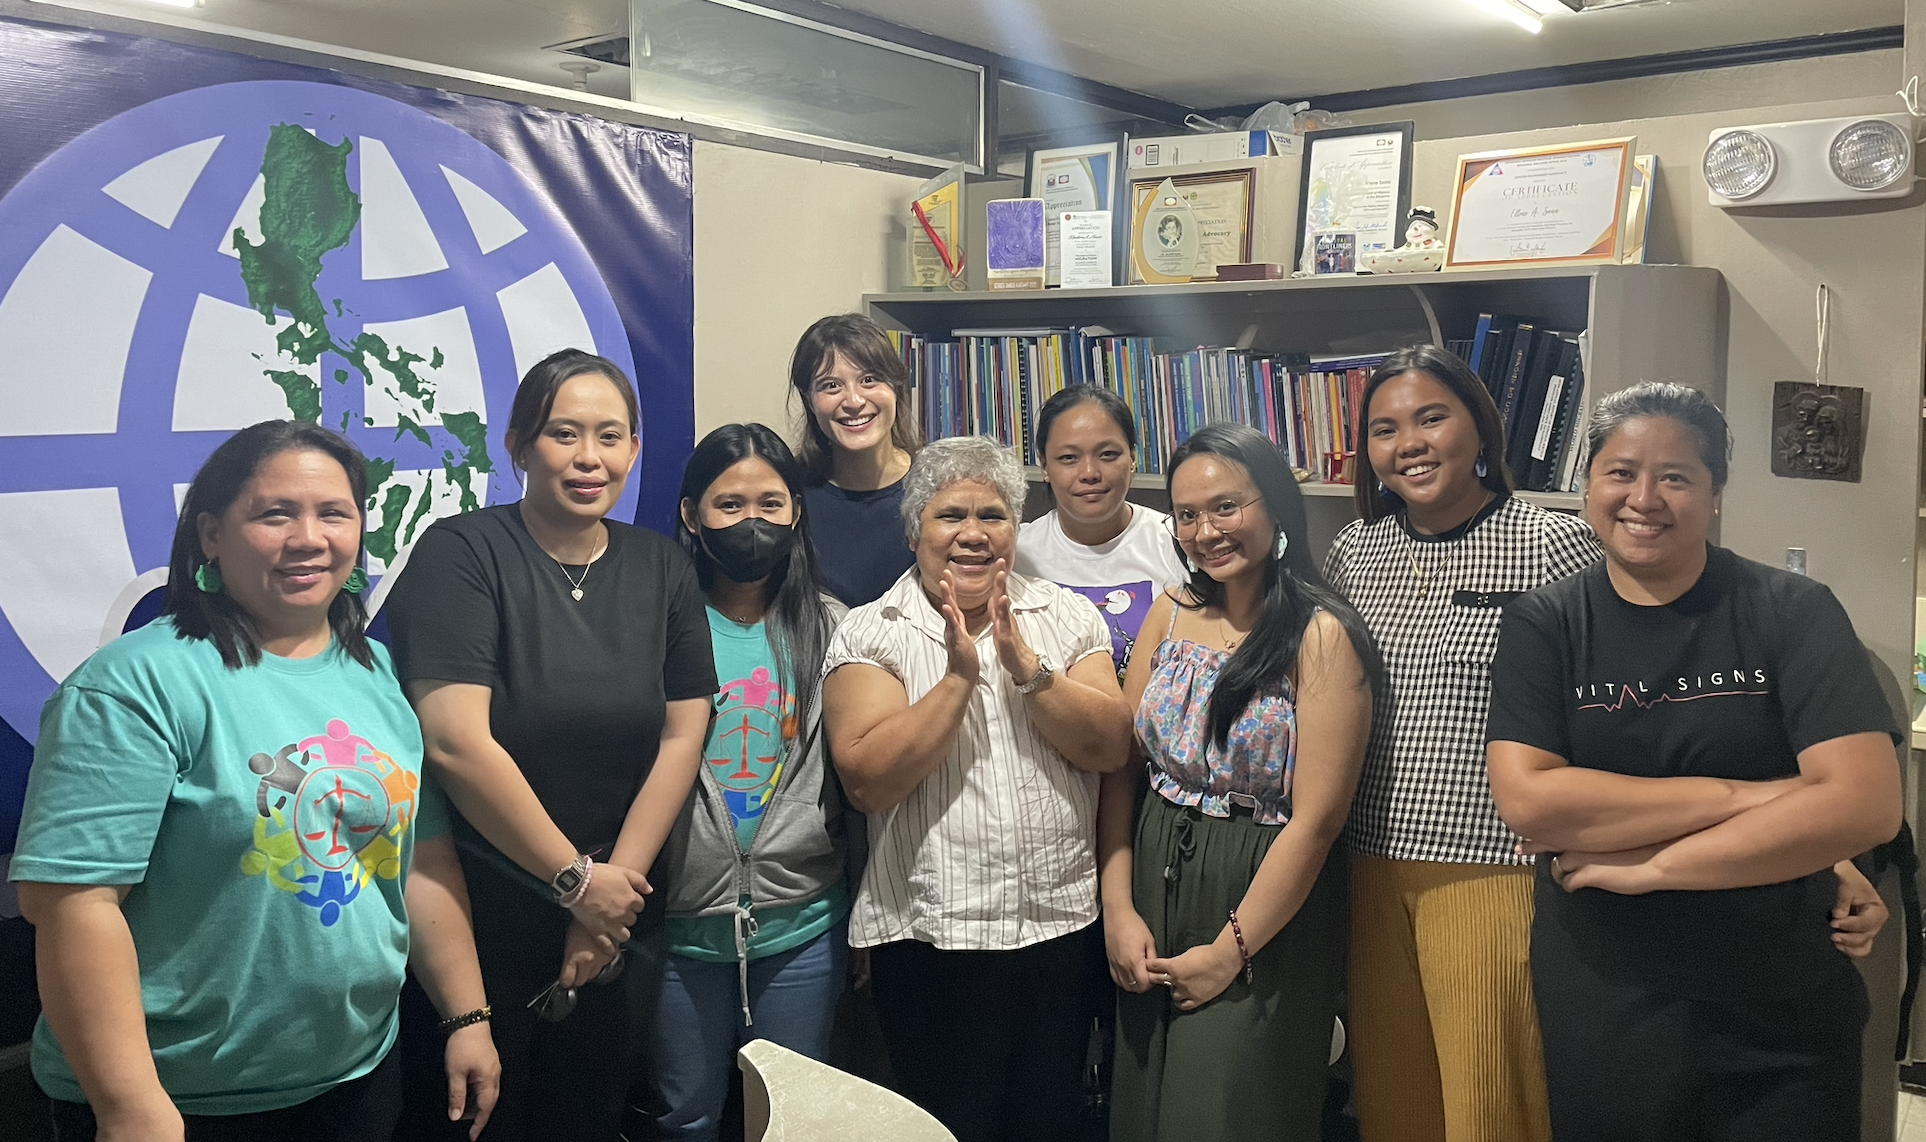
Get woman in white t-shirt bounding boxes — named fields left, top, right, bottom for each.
left=1014, top=385, right=1186, bottom=1133
left=1015, top=386, right=1188, bottom=681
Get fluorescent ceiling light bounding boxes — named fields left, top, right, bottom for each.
left=1462, top=0, right=1544, bottom=33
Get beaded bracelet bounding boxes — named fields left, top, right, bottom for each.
left=1228, top=910, right=1253, bottom=984
left=439, top=1005, right=492, bottom=1034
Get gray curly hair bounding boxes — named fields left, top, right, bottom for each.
left=900, top=436, right=1029, bottom=544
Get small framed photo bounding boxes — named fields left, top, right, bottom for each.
left=1312, top=229, right=1358, bottom=275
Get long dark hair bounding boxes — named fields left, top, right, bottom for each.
left=505, top=348, right=639, bottom=468
left=675, top=424, right=834, bottom=729
left=163, top=420, right=374, bottom=670
left=1169, top=424, right=1382, bottom=746
left=787, top=314, right=924, bottom=484
left=1353, top=344, right=1512, bottom=523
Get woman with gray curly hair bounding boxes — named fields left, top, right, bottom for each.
left=823, top=435, right=1134, bottom=1142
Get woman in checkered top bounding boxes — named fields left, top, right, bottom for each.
left=1323, top=345, right=1598, bottom=1142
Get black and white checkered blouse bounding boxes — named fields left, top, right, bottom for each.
left=1325, top=494, right=1602, bottom=865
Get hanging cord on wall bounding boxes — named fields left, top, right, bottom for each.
left=1902, top=74, right=1926, bottom=119
left=1814, top=282, right=1830, bottom=386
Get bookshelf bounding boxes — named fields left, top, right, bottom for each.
left=868, top=263, right=1722, bottom=527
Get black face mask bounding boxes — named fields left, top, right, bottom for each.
left=700, top=518, right=796, bottom=583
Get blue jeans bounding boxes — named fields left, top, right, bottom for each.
left=650, top=923, right=849, bottom=1142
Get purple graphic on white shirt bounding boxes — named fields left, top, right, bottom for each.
left=1064, top=579, right=1155, bottom=676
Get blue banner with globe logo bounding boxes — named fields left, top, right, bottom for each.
left=0, top=18, right=695, bottom=853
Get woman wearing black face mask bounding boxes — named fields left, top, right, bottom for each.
left=652, top=424, right=849, bottom=1141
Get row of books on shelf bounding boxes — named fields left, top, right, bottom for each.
left=887, top=321, right=1591, bottom=492
left=1462, top=313, right=1593, bottom=494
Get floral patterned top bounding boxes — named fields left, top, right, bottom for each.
left=1135, top=625, right=1298, bottom=826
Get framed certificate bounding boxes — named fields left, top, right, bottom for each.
left=1126, top=167, right=1254, bottom=284
left=1293, top=121, right=1413, bottom=274
left=1444, top=137, right=1636, bottom=270
left=1026, top=139, right=1122, bottom=287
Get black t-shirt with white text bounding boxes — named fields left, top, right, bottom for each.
left=384, top=505, right=719, bottom=855
left=1487, top=544, right=1898, bottom=1001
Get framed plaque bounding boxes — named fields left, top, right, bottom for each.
left=1445, top=137, right=1636, bottom=270
left=1026, top=138, right=1123, bottom=287
left=1126, top=167, right=1254, bottom=284
left=1293, top=121, right=1413, bottom=274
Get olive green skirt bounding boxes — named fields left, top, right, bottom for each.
left=1109, top=789, right=1346, bottom=1142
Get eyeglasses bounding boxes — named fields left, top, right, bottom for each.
left=527, top=949, right=628, bottom=1023
left=1169, top=498, right=1255, bottom=538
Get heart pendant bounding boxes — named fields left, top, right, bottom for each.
left=571, top=588, right=584, bottom=601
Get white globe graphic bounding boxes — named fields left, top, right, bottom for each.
left=0, top=80, right=637, bottom=746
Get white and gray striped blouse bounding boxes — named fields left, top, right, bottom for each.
left=824, top=568, right=1112, bottom=952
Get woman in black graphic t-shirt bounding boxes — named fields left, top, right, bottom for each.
left=1486, top=383, right=1901, bottom=1142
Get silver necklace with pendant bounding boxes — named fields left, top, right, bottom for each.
left=555, top=534, right=607, bottom=602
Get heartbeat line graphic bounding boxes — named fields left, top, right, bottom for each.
left=1578, top=685, right=1770, bottom=713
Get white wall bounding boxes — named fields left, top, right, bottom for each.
left=692, top=142, right=922, bottom=438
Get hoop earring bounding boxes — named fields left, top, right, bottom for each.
left=194, top=561, right=223, bottom=594
left=1475, top=453, right=1489, bottom=479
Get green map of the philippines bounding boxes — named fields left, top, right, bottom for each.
left=234, top=123, right=493, bottom=565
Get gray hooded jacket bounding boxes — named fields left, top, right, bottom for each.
left=658, top=597, right=851, bottom=1020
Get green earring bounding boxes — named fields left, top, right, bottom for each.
left=194, top=561, right=223, bottom=594
left=343, top=567, right=368, bottom=595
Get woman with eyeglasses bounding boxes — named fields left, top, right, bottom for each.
left=787, top=314, right=924, bottom=608
left=1103, top=423, right=1379, bottom=1142
left=382, top=350, right=717, bottom=1142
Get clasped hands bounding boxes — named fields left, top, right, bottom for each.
left=560, top=859, right=652, bottom=987
left=1104, top=905, right=1242, bottom=1012
left=937, top=561, right=1040, bottom=688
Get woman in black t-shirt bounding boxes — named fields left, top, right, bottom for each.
left=1486, top=382, right=1901, bottom=1142
left=788, top=314, right=923, bottom=607
left=383, top=350, right=718, bottom=1142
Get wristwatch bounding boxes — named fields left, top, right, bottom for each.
left=1015, top=655, right=1055, bottom=695
left=551, top=854, right=591, bottom=904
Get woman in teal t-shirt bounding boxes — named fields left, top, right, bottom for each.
left=10, top=421, right=499, bottom=1142
left=653, top=424, right=850, bottom=1141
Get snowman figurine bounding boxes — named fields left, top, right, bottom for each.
left=1403, top=206, right=1441, bottom=249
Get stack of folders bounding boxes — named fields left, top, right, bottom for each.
left=1465, top=314, right=1592, bottom=494
left=885, top=327, right=1385, bottom=481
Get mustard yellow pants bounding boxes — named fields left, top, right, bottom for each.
left=1348, top=855, right=1551, bottom=1142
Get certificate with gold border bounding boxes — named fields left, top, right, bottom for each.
left=1444, top=137, right=1635, bottom=270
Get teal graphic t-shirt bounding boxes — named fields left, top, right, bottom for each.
left=664, top=608, right=846, bottom=963
left=704, top=607, right=794, bottom=851
left=9, top=618, right=443, bottom=1115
